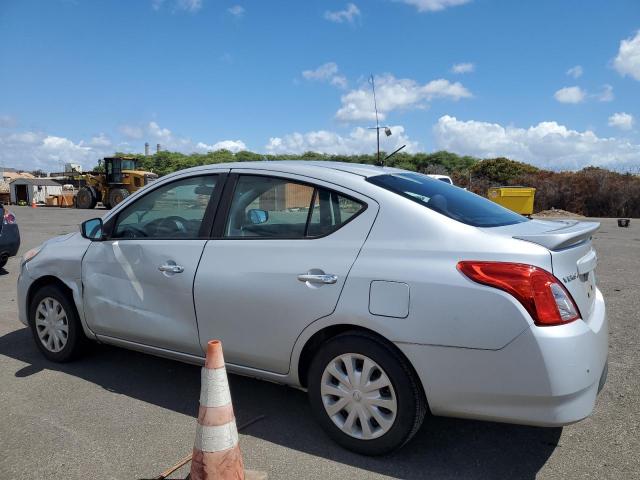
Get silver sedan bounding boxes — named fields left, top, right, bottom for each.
left=17, top=161, right=608, bottom=455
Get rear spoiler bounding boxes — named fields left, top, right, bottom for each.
left=514, top=221, right=600, bottom=250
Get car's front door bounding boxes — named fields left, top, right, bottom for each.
left=193, top=171, right=378, bottom=374
left=82, top=172, right=225, bottom=355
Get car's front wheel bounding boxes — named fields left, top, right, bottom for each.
left=29, top=284, right=87, bottom=362
left=308, top=331, right=427, bottom=455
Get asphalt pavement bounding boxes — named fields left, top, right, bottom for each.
left=0, top=207, right=638, bottom=479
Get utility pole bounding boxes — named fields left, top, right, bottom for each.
left=367, top=75, right=393, bottom=166
left=372, top=74, right=380, bottom=165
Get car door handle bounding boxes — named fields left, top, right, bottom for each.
left=158, top=264, right=184, bottom=274
left=297, top=273, right=338, bottom=285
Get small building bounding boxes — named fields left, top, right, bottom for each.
left=2, top=170, right=35, bottom=183
left=10, top=178, right=63, bottom=205
left=64, top=163, right=82, bottom=173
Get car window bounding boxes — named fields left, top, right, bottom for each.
left=224, top=175, right=366, bottom=239
left=225, top=176, right=314, bottom=238
left=307, top=189, right=364, bottom=236
left=368, top=172, right=527, bottom=228
left=112, top=175, right=217, bottom=239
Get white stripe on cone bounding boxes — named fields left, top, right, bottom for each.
left=199, top=367, right=232, bottom=408
left=194, top=419, right=240, bottom=453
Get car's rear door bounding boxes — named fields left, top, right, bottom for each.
left=193, top=170, right=378, bottom=374
left=82, top=171, right=227, bottom=355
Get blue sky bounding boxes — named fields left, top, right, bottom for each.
left=0, top=0, right=639, bottom=172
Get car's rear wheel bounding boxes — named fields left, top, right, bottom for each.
left=308, top=331, right=427, bottom=455
left=29, top=284, right=86, bottom=362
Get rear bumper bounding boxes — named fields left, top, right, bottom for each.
left=398, top=288, right=608, bottom=427
left=0, top=224, right=20, bottom=257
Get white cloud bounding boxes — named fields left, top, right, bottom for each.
left=176, top=0, right=202, bottom=12
left=0, top=114, right=17, bottom=128
left=324, top=3, right=360, bottom=23
left=613, top=30, right=640, bottom=81
left=608, top=112, right=634, bottom=131
left=153, top=0, right=202, bottom=13
left=227, top=5, right=244, bottom=17
left=119, top=124, right=144, bottom=139
left=566, top=65, right=583, bottom=78
left=266, top=125, right=417, bottom=155
left=0, top=131, right=110, bottom=171
left=596, top=84, right=614, bottom=102
left=336, top=74, right=472, bottom=122
left=123, top=121, right=247, bottom=154
left=395, top=0, right=471, bottom=13
left=451, top=62, right=474, bottom=74
left=7, top=132, right=40, bottom=144
left=0, top=121, right=251, bottom=171
left=87, top=133, right=112, bottom=147
left=196, top=140, right=247, bottom=152
left=148, top=121, right=172, bottom=140
left=433, top=115, right=640, bottom=170
left=330, top=75, right=348, bottom=89
left=302, top=62, right=347, bottom=88
left=554, top=86, right=586, bottom=104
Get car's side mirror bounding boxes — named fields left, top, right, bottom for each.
left=247, top=209, right=268, bottom=225
left=81, top=218, right=104, bottom=241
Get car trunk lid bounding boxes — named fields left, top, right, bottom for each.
left=488, top=220, right=600, bottom=320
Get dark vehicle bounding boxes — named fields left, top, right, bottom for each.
left=0, top=204, right=20, bottom=268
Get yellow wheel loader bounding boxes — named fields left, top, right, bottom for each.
left=75, top=157, right=158, bottom=209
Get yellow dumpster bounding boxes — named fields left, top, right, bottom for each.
left=487, top=186, right=536, bottom=215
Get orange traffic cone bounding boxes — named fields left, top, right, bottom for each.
left=31, top=199, right=37, bottom=208
left=190, top=340, right=267, bottom=480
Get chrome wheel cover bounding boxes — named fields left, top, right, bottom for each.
left=321, top=353, right=397, bottom=440
left=34, top=297, right=69, bottom=353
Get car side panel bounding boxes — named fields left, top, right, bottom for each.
left=194, top=169, right=380, bottom=374
left=20, top=233, right=96, bottom=338
left=325, top=193, right=551, bottom=350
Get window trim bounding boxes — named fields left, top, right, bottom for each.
left=103, top=172, right=227, bottom=241
left=212, top=172, right=368, bottom=241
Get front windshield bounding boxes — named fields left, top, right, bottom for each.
left=121, top=159, right=137, bottom=170
left=368, top=172, right=528, bottom=228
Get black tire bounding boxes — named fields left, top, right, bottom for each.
left=89, top=186, right=102, bottom=204
left=76, top=187, right=97, bottom=209
left=0, top=255, right=7, bottom=269
left=108, top=188, right=129, bottom=208
left=308, top=331, right=427, bottom=455
left=28, top=284, right=87, bottom=362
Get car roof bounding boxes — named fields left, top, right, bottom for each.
left=178, top=160, right=407, bottom=179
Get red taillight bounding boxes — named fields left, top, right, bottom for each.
left=3, top=211, right=16, bottom=225
left=457, top=261, right=580, bottom=326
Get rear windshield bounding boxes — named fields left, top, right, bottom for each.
left=368, top=172, right=528, bottom=227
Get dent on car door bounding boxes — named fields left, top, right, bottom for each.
left=82, top=173, right=224, bottom=355
left=193, top=173, right=378, bottom=374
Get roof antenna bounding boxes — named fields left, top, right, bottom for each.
left=384, top=144, right=406, bottom=163
left=367, top=74, right=392, bottom=167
